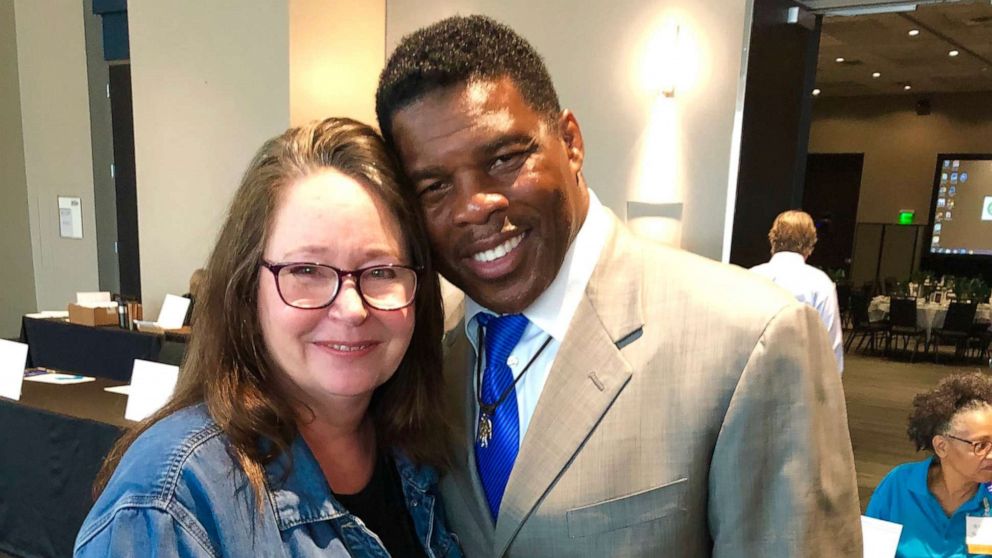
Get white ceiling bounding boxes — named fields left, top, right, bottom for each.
left=812, top=1, right=992, bottom=97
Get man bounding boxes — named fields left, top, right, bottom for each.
left=751, top=210, right=845, bottom=374
left=376, top=15, right=861, bottom=557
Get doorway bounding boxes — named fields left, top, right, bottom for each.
left=802, top=153, right=863, bottom=273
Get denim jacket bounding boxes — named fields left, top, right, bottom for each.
left=74, top=404, right=462, bottom=558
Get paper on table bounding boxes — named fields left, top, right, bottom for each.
left=24, top=310, right=70, bottom=319
left=76, top=292, right=111, bottom=304
left=124, top=359, right=179, bottom=422
left=133, top=320, right=164, bottom=334
left=862, top=515, right=902, bottom=558
left=156, top=294, right=191, bottom=330
left=24, top=373, right=95, bottom=385
left=104, top=385, right=130, bottom=395
left=0, top=339, right=29, bottom=400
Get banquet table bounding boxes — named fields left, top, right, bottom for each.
left=0, top=378, right=128, bottom=558
left=20, top=316, right=167, bottom=381
left=868, top=296, right=992, bottom=341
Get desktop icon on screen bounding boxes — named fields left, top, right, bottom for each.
left=945, top=211, right=952, bottom=221
left=953, top=160, right=961, bottom=168
left=938, top=198, right=946, bottom=208
left=940, top=186, right=947, bottom=195
left=951, top=173, right=959, bottom=184
left=982, top=196, right=992, bottom=221
left=942, top=173, right=949, bottom=183
left=944, top=160, right=951, bottom=168
left=949, top=186, right=957, bottom=196
left=960, top=172, right=968, bottom=183
left=934, top=223, right=942, bottom=232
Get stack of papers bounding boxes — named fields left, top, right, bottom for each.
left=75, top=291, right=118, bottom=310
left=24, top=310, right=70, bottom=319
left=23, top=369, right=95, bottom=385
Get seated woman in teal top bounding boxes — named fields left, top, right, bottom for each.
left=866, top=372, right=992, bottom=557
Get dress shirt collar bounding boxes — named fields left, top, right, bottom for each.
left=768, top=251, right=807, bottom=267
left=465, top=189, right=610, bottom=341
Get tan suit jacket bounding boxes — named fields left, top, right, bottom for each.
left=439, top=214, right=862, bottom=557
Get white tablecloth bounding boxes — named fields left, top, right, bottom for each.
left=868, top=296, right=992, bottom=341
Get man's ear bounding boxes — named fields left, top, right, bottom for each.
left=558, top=109, right=585, bottom=176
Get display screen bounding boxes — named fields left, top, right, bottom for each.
left=928, top=155, right=992, bottom=256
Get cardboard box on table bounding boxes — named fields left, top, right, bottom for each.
left=67, top=303, right=118, bottom=327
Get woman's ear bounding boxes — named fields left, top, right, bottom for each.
left=933, top=435, right=949, bottom=459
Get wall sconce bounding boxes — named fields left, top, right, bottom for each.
left=659, top=22, right=680, bottom=98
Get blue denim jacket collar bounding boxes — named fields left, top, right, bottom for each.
left=265, top=435, right=345, bottom=530
left=265, top=435, right=439, bottom=532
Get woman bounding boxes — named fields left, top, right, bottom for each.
left=866, top=372, right=992, bottom=557
left=74, top=118, right=461, bottom=557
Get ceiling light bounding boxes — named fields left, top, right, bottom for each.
left=908, top=29, right=920, bottom=36
left=949, top=50, right=960, bottom=57
left=835, top=57, right=845, bottom=63
left=827, top=3, right=917, bottom=16
left=812, top=88, right=821, bottom=96
left=872, top=72, right=881, bottom=78
left=904, top=84, right=912, bottom=91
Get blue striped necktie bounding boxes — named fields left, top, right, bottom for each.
left=474, top=312, right=529, bottom=521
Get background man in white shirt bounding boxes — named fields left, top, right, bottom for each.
left=751, top=210, right=845, bottom=374
left=376, top=15, right=861, bottom=557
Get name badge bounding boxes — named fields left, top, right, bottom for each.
left=967, top=497, right=992, bottom=555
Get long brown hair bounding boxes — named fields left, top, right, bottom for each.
left=94, top=118, right=448, bottom=502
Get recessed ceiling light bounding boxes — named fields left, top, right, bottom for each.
left=835, top=57, right=845, bottom=63
left=904, top=84, right=912, bottom=91
left=872, top=72, right=881, bottom=78
left=908, top=29, right=920, bottom=36
left=949, top=50, right=960, bottom=57
left=812, top=88, right=821, bottom=96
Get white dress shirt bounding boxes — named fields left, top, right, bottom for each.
left=465, top=190, right=610, bottom=439
left=750, top=251, right=845, bottom=374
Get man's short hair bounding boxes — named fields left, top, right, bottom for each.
left=375, top=15, right=561, bottom=146
left=768, top=210, right=817, bottom=256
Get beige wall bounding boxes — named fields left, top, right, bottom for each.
left=128, top=0, right=291, bottom=319
left=0, top=0, right=37, bottom=338
left=385, top=0, right=752, bottom=261
left=809, top=91, right=992, bottom=225
left=14, top=0, right=100, bottom=312
left=290, top=0, right=385, bottom=127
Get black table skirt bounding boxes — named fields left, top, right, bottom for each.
left=21, top=317, right=163, bottom=382
left=0, top=379, right=128, bottom=558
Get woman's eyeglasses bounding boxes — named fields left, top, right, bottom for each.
left=945, top=433, right=992, bottom=457
left=261, top=261, right=419, bottom=311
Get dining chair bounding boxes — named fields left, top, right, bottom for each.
left=886, top=297, right=925, bottom=362
left=929, top=301, right=978, bottom=364
left=845, top=291, right=888, bottom=353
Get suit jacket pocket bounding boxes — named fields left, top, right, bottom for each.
left=565, top=477, right=688, bottom=539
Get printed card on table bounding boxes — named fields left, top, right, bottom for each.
left=861, top=515, right=902, bottom=558
left=124, top=359, right=179, bottom=422
left=156, top=294, right=191, bottom=330
left=0, top=339, right=29, bottom=401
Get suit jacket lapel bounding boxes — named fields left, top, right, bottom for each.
left=493, top=217, right=645, bottom=556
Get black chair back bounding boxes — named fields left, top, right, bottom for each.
left=850, top=292, right=872, bottom=326
left=836, top=283, right=852, bottom=314
left=889, top=297, right=918, bottom=328
left=942, top=302, right=978, bottom=333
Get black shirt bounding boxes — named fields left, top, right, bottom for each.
left=334, top=454, right=428, bottom=558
